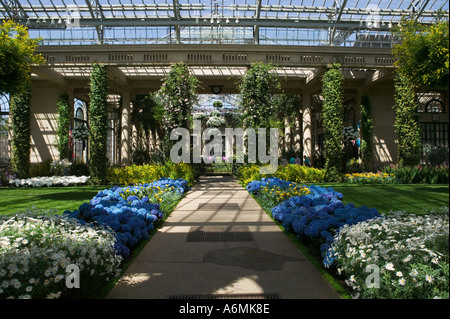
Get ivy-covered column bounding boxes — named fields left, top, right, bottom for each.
left=56, top=93, right=70, bottom=160
left=10, top=79, right=32, bottom=178
left=393, top=73, right=421, bottom=166
left=322, top=63, right=344, bottom=181
left=88, top=64, right=109, bottom=184
left=360, top=95, right=374, bottom=171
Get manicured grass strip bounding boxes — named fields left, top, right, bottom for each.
left=0, top=185, right=108, bottom=216
left=316, top=184, right=449, bottom=215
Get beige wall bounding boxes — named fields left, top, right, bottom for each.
left=30, top=81, right=65, bottom=164
left=363, top=80, right=398, bottom=170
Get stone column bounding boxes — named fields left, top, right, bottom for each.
left=302, top=90, right=312, bottom=160
left=120, top=90, right=131, bottom=166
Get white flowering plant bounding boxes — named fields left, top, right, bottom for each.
left=0, top=208, right=122, bottom=299
left=324, top=207, right=449, bottom=299
left=9, top=175, right=90, bottom=187
left=206, top=116, right=225, bottom=128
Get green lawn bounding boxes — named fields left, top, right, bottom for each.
left=0, top=183, right=448, bottom=217
left=0, top=185, right=108, bottom=216
left=317, top=183, right=449, bottom=215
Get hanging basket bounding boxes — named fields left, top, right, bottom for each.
left=213, top=100, right=223, bottom=108
left=72, top=126, right=90, bottom=141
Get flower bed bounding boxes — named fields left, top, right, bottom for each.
left=343, top=172, right=395, bottom=184
left=248, top=178, right=379, bottom=252
left=64, top=178, right=190, bottom=258
left=324, top=208, right=449, bottom=299
left=0, top=208, right=122, bottom=299
left=9, top=175, right=90, bottom=187
left=1, top=177, right=190, bottom=299
left=246, top=177, right=449, bottom=299
left=270, top=186, right=379, bottom=252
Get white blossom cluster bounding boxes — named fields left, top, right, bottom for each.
left=326, top=207, right=449, bottom=299
left=9, top=175, right=90, bottom=187
left=0, top=209, right=122, bottom=299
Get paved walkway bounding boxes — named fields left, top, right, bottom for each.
left=106, top=175, right=341, bottom=299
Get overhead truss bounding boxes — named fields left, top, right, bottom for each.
left=0, top=0, right=448, bottom=46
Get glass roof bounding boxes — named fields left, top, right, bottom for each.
left=1, top=0, right=448, bottom=45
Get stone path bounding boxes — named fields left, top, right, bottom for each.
left=106, top=175, right=341, bottom=299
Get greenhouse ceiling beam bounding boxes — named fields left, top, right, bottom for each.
left=84, top=0, right=104, bottom=44
left=414, top=0, right=431, bottom=20
left=330, top=0, right=349, bottom=45
left=172, top=0, right=181, bottom=44
left=14, top=17, right=401, bottom=31
left=9, top=3, right=446, bottom=18
left=253, top=0, right=263, bottom=44
left=0, top=0, right=28, bottom=19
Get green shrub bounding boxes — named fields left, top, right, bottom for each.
left=68, top=158, right=90, bottom=176
left=107, top=162, right=196, bottom=187
left=423, top=144, right=449, bottom=166
left=235, top=163, right=326, bottom=185
left=383, top=164, right=449, bottom=184
left=29, top=159, right=52, bottom=177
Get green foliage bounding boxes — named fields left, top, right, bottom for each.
left=393, top=74, right=422, bottom=166
left=321, top=63, right=344, bottom=181
left=422, top=144, right=449, bottom=166
left=213, top=100, right=223, bottom=108
left=10, top=79, right=31, bottom=178
left=236, top=163, right=326, bottom=186
left=132, top=94, right=164, bottom=138
left=383, top=164, right=449, bottom=184
left=0, top=20, right=44, bottom=95
left=393, top=18, right=449, bottom=91
left=29, top=159, right=52, bottom=177
left=107, top=162, right=196, bottom=187
left=88, top=64, right=109, bottom=184
left=238, top=62, right=281, bottom=129
left=157, top=62, right=199, bottom=156
left=56, top=94, right=71, bottom=160
left=359, top=95, right=374, bottom=171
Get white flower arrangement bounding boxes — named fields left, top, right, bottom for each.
left=72, top=126, right=89, bottom=141
left=9, top=175, right=90, bottom=187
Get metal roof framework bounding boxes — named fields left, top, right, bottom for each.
left=1, top=0, right=448, bottom=46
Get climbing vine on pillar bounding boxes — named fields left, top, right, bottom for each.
left=393, top=73, right=421, bottom=166
left=88, top=64, right=109, bottom=184
left=321, top=63, right=344, bottom=181
left=360, top=95, right=374, bottom=171
left=56, top=93, right=71, bottom=160
left=10, top=78, right=32, bottom=178
left=157, top=62, right=199, bottom=157
left=238, top=62, right=280, bottom=129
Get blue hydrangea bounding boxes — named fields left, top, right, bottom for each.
left=63, top=177, right=189, bottom=259
left=252, top=181, right=381, bottom=265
